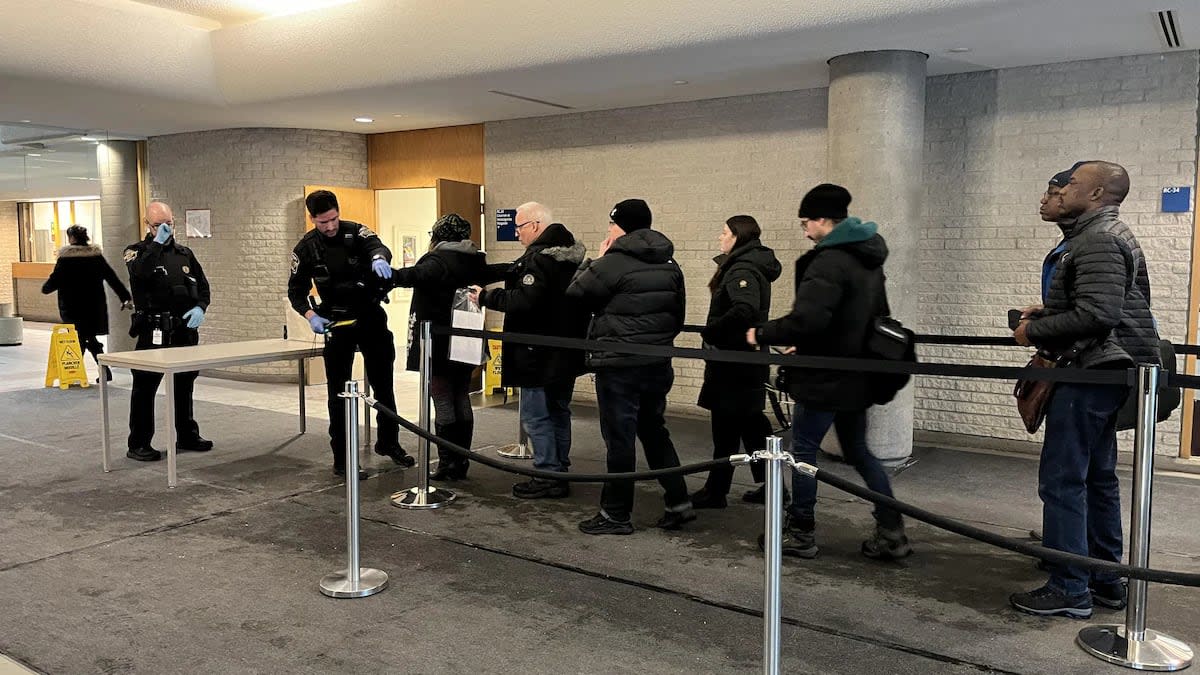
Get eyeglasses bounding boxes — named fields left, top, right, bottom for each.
left=515, top=220, right=537, bottom=231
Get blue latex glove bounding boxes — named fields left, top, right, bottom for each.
left=182, top=306, right=205, bottom=329
left=308, top=314, right=332, bottom=334
left=371, top=258, right=392, bottom=280
left=153, top=223, right=172, bottom=244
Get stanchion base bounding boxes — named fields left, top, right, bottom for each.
left=1078, top=625, right=1194, bottom=671
left=390, top=486, right=456, bottom=509
left=319, top=568, right=388, bottom=598
left=497, top=442, right=532, bottom=459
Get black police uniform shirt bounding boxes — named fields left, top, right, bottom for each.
left=124, top=234, right=211, bottom=330
left=287, top=220, right=392, bottom=319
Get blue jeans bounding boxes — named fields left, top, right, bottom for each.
left=788, top=406, right=900, bottom=530
left=1040, top=382, right=1128, bottom=596
left=595, top=363, right=690, bottom=522
left=521, top=380, right=575, bottom=473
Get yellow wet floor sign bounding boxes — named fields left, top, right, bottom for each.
left=45, top=324, right=90, bottom=389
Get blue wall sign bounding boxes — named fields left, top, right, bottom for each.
left=496, top=209, right=518, bottom=241
left=1162, top=187, right=1191, bottom=213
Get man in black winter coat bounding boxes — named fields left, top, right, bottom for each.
left=566, top=198, right=694, bottom=535
left=469, top=202, right=587, bottom=499
left=748, top=184, right=910, bottom=561
left=1009, top=161, right=1159, bottom=619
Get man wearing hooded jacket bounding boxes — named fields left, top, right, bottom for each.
left=748, top=183, right=910, bottom=561
left=567, top=199, right=694, bottom=535
left=470, top=201, right=588, bottom=499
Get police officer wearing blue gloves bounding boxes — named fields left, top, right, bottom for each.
left=288, top=190, right=413, bottom=478
left=124, top=201, right=212, bottom=462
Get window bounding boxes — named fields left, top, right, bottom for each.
left=17, top=198, right=102, bottom=262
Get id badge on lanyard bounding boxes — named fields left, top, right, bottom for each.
left=152, top=328, right=163, bottom=346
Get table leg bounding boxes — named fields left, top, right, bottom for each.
left=101, top=363, right=110, bottom=473
left=166, top=373, right=177, bottom=488
left=298, top=358, right=307, bottom=434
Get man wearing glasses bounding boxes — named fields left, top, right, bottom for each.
left=470, top=202, right=587, bottom=498
left=123, top=201, right=212, bottom=462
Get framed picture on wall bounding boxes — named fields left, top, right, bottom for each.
left=402, top=236, right=416, bottom=267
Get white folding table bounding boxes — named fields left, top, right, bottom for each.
left=98, top=339, right=323, bottom=488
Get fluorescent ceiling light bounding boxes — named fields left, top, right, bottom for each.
left=239, top=0, right=358, bottom=18
left=354, top=117, right=373, bottom=123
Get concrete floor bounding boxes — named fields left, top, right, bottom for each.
left=2, top=324, right=1200, bottom=674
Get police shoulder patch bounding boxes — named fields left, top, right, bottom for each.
left=521, top=273, right=535, bottom=286
left=357, top=226, right=377, bottom=239
left=290, top=252, right=299, bottom=275
left=123, top=249, right=138, bottom=263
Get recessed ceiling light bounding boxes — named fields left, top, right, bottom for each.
left=947, top=47, right=972, bottom=53
left=19, top=120, right=31, bottom=123
left=80, top=136, right=96, bottom=141
left=354, top=117, right=374, bottom=123
left=673, top=80, right=689, bottom=85
left=26, top=153, right=41, bottom=157
left=392, top=114, right=404, bottom=118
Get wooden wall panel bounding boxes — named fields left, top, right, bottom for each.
left=302, top=185, right=377, bottom=231
left=368, top=125, right=485, bottom=189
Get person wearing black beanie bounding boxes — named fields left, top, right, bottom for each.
left=567, top=198, right=694, bottom=535
left=747, top=182, right=912, bottom=561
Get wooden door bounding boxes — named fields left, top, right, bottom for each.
left=436, top=179, right=483, bottom=246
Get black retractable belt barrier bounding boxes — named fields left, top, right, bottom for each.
left=806, top=465, right=1200, bottom=587
left=434, top=326, right=1134, bottom=387
left=368, top=398, right=733, bottom=482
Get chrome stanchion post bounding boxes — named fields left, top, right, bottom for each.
left=320, top=380, right=388, bottom=598
left=1078, top=363, right=1192, bottom=670
left=762, top=435, right=784, bottom=675
left=497, top=392, right=533, bottom=459
left=392, top=321, right=456, bottom=509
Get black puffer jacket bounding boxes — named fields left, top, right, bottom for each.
left=1026, top=206, right=1160, bottom=368
left=41, top=245, right=131, bottom=336
left=756, top=218, right=888, bottom=412
left=479, top=223, right=589, bottom=387
left=698, top=239, right=782, bottom=413
left=566, top=229, right=685, bottom=370
left=392, top=241, right=488, bottom=374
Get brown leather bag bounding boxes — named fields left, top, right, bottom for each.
left=1013, top=351, right=1060, bottom=433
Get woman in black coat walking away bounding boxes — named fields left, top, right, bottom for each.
left=691, top=215, right=782, bottom=508
left=42, top=225, right=131, bottom=381
left=391, top=214, right=487, bottom=480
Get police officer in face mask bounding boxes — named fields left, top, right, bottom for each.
left=124, top=201, right=212, bottom=462
left=288, top=190, right=414, bottom=478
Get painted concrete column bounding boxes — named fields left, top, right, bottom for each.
left=827, top=50, right=927, bottom=463
left=97, top=140, right=140, bottom=354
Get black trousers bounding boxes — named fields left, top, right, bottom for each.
left=323, top=311, right=400, bottom=464
left=430, top=363, right=475, bottom=469
left=595, top=363, right=689, bottom=522
left=76, top=329, right=104, bottom=362
left=703, top=408, right=772, bottom=496
left=128, top=327, right=200, bottom=449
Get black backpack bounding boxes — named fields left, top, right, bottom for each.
left=863, top=289, right=916, bottom=405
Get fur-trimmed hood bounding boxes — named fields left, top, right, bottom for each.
left=57, top=244, right=103, bottom=259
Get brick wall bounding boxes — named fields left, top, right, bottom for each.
left=0, top=202, right=18, bottom=305
left=920, top=52, right=1199, bottom=455
left=485, top=89, right=830, bottom=409
left=485, top=51, right=1200, bottom=454
left=147, top=129, right=368, bottom=376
